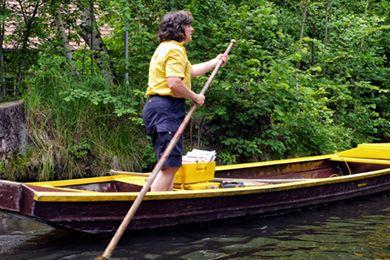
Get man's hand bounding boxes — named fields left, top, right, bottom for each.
left=194, top=93, right=205, bottom=106
left=215, top=53, right=228, bottom=66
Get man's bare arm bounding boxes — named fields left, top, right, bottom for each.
left=191, top=54, right=228, bottom=77
left=167, top=77, right=205, bottom=105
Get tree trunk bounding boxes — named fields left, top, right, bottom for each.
left=15, top=0, right=41, bottom=95
left=0, top=0, right=5, bottom=97
left=54, top=8, right=73, bottom=62
left=324, top=0, right=329, bottom=47
left=124, top=0, right=129, bottom=90
left=295, top=0, right=309, bottom=103
left=52, top=4, right=78, bottom=76
left=0, top=100, right=27, bottom=161
left=360, top=0, right=369, bottom=49
left=311, top=10, right=317, bottom=65
left=124, top=30, right=129, bottom=89
left=78, top=6, right=114, bottom=84
left=299, top=0, right=308, bottom=42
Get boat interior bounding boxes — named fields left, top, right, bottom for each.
left=27, top=146, right=390, bottom=194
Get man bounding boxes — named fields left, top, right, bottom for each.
left=142, top=10, right=227, bottom=191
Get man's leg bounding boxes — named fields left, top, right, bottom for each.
left=151, top=167, right=179, bottom=191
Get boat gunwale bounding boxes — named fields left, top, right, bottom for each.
left=215, top=154, right=331, bottom=171
left=26, top=154, right=332, bottom=188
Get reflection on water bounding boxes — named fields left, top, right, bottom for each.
left=0, top=193, right=389, bottom=259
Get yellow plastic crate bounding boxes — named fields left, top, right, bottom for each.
left=174, top=161, right=216, bottom=184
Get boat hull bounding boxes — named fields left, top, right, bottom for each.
left=24, top=170, right=390, bottom=233
left=1, top=143, right=390, bottom=234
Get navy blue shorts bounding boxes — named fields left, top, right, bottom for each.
left=142, top=95, right=185, bottom=169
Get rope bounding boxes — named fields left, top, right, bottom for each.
left=335, top=152, right=352, bottom=175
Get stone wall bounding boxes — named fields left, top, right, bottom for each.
left=0, top=100, right=27, bottom=161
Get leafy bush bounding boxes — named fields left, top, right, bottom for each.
left=3, top=0, right=389, bottom=180
left=8, top=55, right=151, bottom=180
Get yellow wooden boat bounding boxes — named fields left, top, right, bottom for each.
left=0, top=143, right=389, bottom=233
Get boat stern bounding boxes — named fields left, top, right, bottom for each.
left=0, top=180, right=23, bottom=212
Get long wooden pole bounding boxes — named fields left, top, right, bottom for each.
left=98, top=40, right=235, bottom=259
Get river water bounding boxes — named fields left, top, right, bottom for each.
left=0, top=192, right=389, bottom=259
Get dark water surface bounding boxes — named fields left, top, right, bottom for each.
left=0, top=193, right=389, bottom=259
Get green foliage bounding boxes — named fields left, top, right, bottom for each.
left=12, top=54, right=149, bottom=180
left=69, top=139, right=91, bottom=159
left=2, top=0, right=389, bottom=180
left=0, top=160, right=4, bottom=176
left=185, top=0, right=389, bottom=161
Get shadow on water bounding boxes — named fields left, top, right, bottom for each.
left=0, top=192, right=389, bottom=259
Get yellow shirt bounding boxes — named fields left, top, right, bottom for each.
left=146, top=41, right=192, bottom=97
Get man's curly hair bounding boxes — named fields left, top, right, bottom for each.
left=158, top=11, right=193, bottom=43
